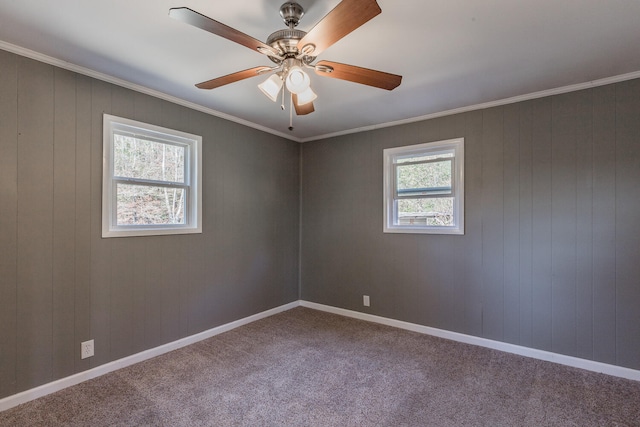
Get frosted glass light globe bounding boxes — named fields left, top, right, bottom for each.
left=285, top=66, right=310, bottom=94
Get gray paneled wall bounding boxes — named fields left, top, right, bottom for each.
left=0, top=50, right=300, bottom=399
left=301, top=79, right=640, bottom=370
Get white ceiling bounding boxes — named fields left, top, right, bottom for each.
left=1, top=0, right=639, bottom=141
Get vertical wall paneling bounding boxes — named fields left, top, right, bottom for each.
left=410, top=120, right=442, bottom=326
left=89, top=80, right=112, bottom=367
left=428, top=116, right=457, bottom=331
left=518, top=101, right=534, bottom=348
left=185, top=110, right=213, bottom=336
left=363, top=132, right=377, bottom=315
left=341, top=134, right=373, bottom=314
left=223, top=126, right=246, bottom=318
left=225, top=124, right=247, bottom=320
left=551, top=92, right=578, bottom=356
left=244, top=129, right=270, bottom=315
left=74, top=74, right=93, bottom=373
left=161, top=101, right=192, bottom=339
left=109, top=85, right=136, bottom=360
left=257, top=136, right=276, bottom=314
left=52, top=68, right=77, bottom=379
left=378, top=127, right=420, bottom=323
left=357, top=133, right=381, bottom=316
left=159, top=102, right=185, bottom=344
left=217, top=121, right=244, bottom=323
left=281, top=140, right=301, bottom=305
left=300, top=139, right=339, bottom=306
left=502, top=103, right=521, bottom=344
left=133, top=92, right=165, bottom=349
left=446, top=113, right=471, bottom=333
left=273, top=137, right=293, bottom=309
left=461, top=111, right=485, bottom=337
left=394, top=235, right=419, bottom=322
left=109, top=239, right=135, bottom=360
left=16, top=57, right=55, bottom=390
left=161, top=234, right=186, bottom=344
left=299, top=141, right=324, bottom=304
left=574, top=89, right=594, bottom=360
left=403, top=120, right=432, bottom=319
left=242, top=128, right=280, bottom=314
left=480, top=107, right=505, bottom=340
left=591, top=85, right=617, bottom=365
left=0, top=49, right=18, bottom=397
left=614, top=79, right=640, bottom=369
left=530, top=97, right=553, bottom=351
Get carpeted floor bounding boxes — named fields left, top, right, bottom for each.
left=1, top=307, right=640, bottom=426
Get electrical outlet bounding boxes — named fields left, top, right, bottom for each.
left=363, top=295, right=370, bottom=307
left=81, top=340, right=94, bottom=359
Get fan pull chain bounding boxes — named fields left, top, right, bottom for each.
left=280, top=83, right=286, bottom=110
left=288, top=92, right=294, bottom=131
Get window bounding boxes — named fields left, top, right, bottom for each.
left=102, top=114, right=202, bottom=238
left=383, top=138, right=464, bottom=234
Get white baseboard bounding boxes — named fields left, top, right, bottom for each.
left=300, top=300, right=640, bottom=382
left=0, top=301, right=300, bottom=412
left=3, top=299, right=639, bottom=413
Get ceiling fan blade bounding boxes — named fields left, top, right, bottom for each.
left=169, top=7, right=281, bottom=57
left=293, top=95, right=315, bottom=115
left=315, top=60, right=402, bottom=90
left=297, top=0, right=381, bottom=57
left=196, top=67, right=271, bottom=90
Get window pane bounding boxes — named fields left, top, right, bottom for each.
left=397, top=152, right=453, bottom=163
left=396, top=159, right=452, bottom=197
left=114, top=134, right=185, bottom=183
left=398, top=198, right=454, bottom=226
left=116, top=183, right=185, bottom=225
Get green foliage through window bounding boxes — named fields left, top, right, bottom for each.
left=114, top=134, right=185, bottom=183
left=113, top=134, right=187, bottom=226
left=383, top=138, right=464, bottom=234
left=103, top=114, right=202, bottom=238
left=396, top=159, right=452, bottom=197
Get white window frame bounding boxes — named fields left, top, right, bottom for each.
left=102, top=114, right=202, bottom=238
left=383, top=138, right=464, bottom=235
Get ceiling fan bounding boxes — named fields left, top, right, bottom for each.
left=169, top=0, right=402, bottom=130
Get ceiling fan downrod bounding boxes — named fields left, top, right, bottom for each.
left=279, top=2, right=304, bottom=29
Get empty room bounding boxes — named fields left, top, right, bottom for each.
left=1, top=0, right=640, bottom=425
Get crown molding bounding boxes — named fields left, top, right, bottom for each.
left=0, top=41, right=302, bottom=142
left=299, top=69, right=640, bottom=142
left=2, top=40, right=639, bottom=144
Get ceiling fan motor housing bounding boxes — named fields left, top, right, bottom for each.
left=266, top=2, right=315, bottom=64
left=266, top=29, right=314, bottom=64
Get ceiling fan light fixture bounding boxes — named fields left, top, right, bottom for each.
left=295, top=86, right=317, bottom=106
left=258, top=74, right=284, bottom=102
left=285, top=66, right=310, bottom=94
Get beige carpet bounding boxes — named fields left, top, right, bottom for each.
left=1, top=307, right=639, bottom=426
